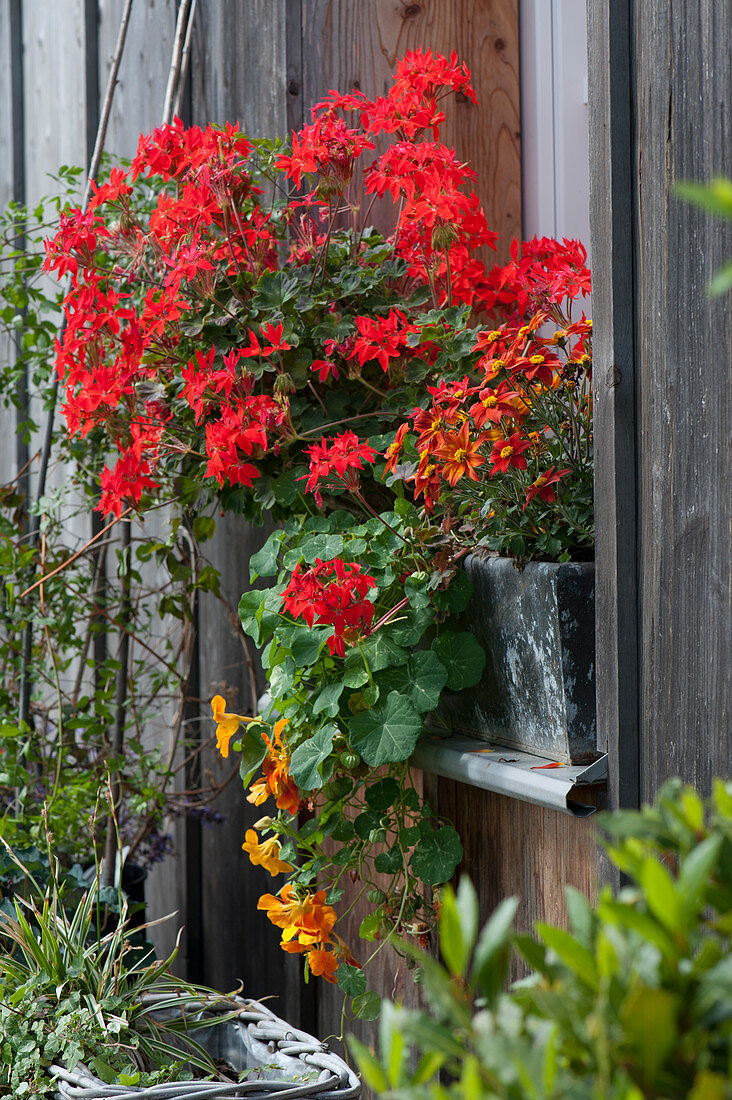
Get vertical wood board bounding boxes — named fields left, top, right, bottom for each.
left=300, top=0, right=521, bottom=261
left=587, top=0, right=640, bottom=813
left=97, top=0, right=178, bottom=159
left=189, top=0, right=312, bottom=1026
left=633, top=0, right=731, bottom=794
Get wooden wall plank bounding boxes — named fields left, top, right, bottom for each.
left=632, top=0, right=732, bottom=795
left=95, top=0, right=186, bottom=976
left=300, top=0, right=521, bottom=261
left=189, top=2, right=313, bottom=1027
left=0, top=0, right=23, bottom=489
left=304, top=0, right=525, bottom=1046
left=97, top=0, right=178, bottom=159
left=586, top=0, right=640, bottom=813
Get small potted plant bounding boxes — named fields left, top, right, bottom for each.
left=0, top=843, right=359, bottom=1097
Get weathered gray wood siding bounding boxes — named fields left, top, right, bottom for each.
left=589, top=0, right=731, bottom=804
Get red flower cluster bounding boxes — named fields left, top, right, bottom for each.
left=301, top=431, right=377, bottom=507
left=43, top=51, right=574, bottom=523
left=281, top=557, right=377, bottom=656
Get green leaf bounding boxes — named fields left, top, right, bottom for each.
left=406, top=650, right=448, bottom=713
left=410, top=825, right=462, bottom=885
left=620, top=986, right=680, bottom=1078
left=312, top=681, right=344, bottom=717
left=439, top=878, right=478, bottom=978
left=350, top=692, right=423, bottom=766
left=374, top=848, right=403, bottom=874
left=472, top=896, right=519, bottom=989
left=431, top=631, right=486, bottom=690
left=389, top=605, right=434, bottom=646
left=289, top=726, right=335, bottom=790
left=249, top=533, right=283, bottom=581
left=678, top=834, right=722, bottom=925
left=640, top=857, right=683, bottom=934
left=361, top=633, right=409, bottom=672
left=272, top=468, right=301, bottom=506
left=337, top=963, right=367, bottom=996
left=238, top=726, right=268, bottom=785
left=359, top=913, right=381, bottom=941
left=352, top=991, right=381, bottom=1020
left=349, top=1037, right=389, bottom=1094
left=536, top=924, right=598, bottom=990
left=365, top=777, right=400, bottom=811
left=291, top=627, right=330, bottom=666
left=433, top=570, right=473, bottom=613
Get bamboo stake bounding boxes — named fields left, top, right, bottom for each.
left=162, top=0, right=194, bottom=125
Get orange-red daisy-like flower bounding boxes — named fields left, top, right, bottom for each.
left=434, top=421, right=487, bottom=487
left=488, top=431, right=532, bottom=476
left=469, top=384, right=523, bottom=429
left=522, top=466, right=570, bottom=510
left=383, top=422, right=410, bottom=476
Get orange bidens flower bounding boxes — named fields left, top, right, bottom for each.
left=211, top=694, right=257, bottom=758
left=434, top=421, right=487, bottom=487
left=258, top=884, right=337, bottom=947
left=241, top=829, right=293, bottom=875
left=247, top=719, right=301, bottom=816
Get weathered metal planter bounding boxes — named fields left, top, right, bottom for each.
left=53, top=994, right=360, bottom=1100
left=444, top=555, right=597, bottom=765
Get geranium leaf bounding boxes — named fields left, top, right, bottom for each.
left=350, top=691, right=423, bottom=766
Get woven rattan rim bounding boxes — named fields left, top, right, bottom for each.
left=52, top=994, right=361, bottom=1099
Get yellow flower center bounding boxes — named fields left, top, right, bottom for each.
left=500, top=445, right=514, bottom=460
left=424, top=463, right=436, bottom=476
left=454, top=448, right=469, bottom=463
left=486, top=330, right=501, bottom=342
left=530, top=354, right=544, bottom=365
left=535, top=475, right=548, bottom=488
left=483, top=394, right=498, bottom=407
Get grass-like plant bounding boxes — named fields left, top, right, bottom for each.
left=0, top=840, right=228, bottom=1094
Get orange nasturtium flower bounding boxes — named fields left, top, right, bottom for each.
left=241, top=829, right=293, bottom=875
left=258, top=883, right=337, bottom=946
left=434, top=421, right=487, bottom=486
left=211, top=694, right=257, bottom=758
left=247, top=719, right=301, bottom=816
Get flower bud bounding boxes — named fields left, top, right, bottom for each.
left=274, top=372, right=295, bottom=395
left=254, top=816, right=274, bottom=830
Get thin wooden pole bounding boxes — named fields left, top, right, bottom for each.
left=162, top=0, right=193, bottom=125
left=18, top=0, right=136, bottom=728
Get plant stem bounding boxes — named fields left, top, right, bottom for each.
left=103, top=519, right=132, bottom=888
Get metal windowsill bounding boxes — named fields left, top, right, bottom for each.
left=412, top=735, right=607, bottom=817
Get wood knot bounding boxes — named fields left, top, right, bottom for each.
left=606, top=366, right=622, bottom=388
left=288, top=80, right=300, bottom=96
left=494, top=37, right=505, bottom=51
left=403, top=3, right=422, bottom=17
left=352, top=79, right=361, bottom=90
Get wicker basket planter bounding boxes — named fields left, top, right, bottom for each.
left=53, top=994, right=360, bottom=1100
